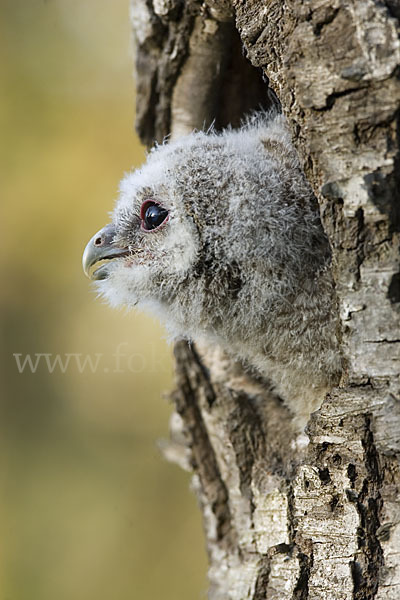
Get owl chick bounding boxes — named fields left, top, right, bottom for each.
left=83, top=112, right=342, bottom=424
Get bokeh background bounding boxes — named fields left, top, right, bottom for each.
left=1, top=1, right=207, bottom=598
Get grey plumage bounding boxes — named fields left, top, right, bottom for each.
left=83, top=112, right=342, bottom=425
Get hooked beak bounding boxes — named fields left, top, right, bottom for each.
left=82, top=224, right=130, bottom=281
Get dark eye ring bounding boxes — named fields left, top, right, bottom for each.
left=140, top=200, right=169, bottom=232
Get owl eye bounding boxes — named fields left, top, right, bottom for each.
left=140, top=200, right=169, bottom=231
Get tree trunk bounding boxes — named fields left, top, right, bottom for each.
left=130, top=1, right=400, bottom=598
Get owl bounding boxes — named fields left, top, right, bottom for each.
left=83, top=112, right=342, bottom=424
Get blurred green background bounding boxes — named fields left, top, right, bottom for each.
left=1, top=0, right=207, bottom=598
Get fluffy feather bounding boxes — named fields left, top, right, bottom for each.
left=95, top=112, right=342, bottom=424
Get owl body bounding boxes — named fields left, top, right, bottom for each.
left=86, top=112, right=341, bottom=423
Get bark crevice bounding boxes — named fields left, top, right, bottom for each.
left=172, top=341, right=236, bottom=547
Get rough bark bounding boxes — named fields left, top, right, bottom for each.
left=130, top=1, right=400, bottom=598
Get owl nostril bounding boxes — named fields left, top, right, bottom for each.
left=94, top=236, right=103, bottom=246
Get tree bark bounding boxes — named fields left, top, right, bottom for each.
left=130, top=1, right=400, bottom=598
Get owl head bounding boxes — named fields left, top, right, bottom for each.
left=83, top=113, right=328, bottom=340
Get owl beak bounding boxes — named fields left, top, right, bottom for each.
left=82, top=224, right=129, bottom=281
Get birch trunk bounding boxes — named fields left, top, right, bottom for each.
left=130, top=1, right=400, bottom=597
